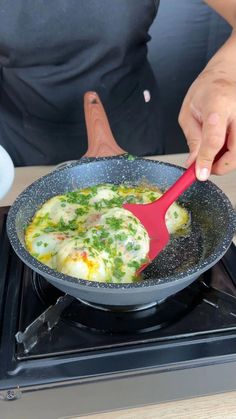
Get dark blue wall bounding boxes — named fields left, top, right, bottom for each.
left=148, top=0, right=231, bottom=154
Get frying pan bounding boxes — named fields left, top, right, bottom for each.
left=7, top=92, right=236, bottom=310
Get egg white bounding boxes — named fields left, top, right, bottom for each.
left=56, top=238, right=111, bottom=282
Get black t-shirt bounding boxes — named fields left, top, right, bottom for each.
left=0, top=0, right=163, bottom=166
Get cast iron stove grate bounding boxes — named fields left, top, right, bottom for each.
left=30, top=270, right=204, bottom=334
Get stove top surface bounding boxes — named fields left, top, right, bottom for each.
left=1, top=206, right=236, bottom=393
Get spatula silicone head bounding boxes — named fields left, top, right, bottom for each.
left=124, top=146, right=226, bottom=273
left=123, top=163, right=197, bottom=270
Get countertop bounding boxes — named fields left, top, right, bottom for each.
left=1, top=153, right=236, bottom=209
left=1, top=153, right=236, bottom=419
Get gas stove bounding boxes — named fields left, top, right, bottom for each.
left=1, top=206, right=236, bottom=419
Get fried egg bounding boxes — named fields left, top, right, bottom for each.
left=25, top=183, right=190, bottom=283
left=56, top=238, right=110, bottom=282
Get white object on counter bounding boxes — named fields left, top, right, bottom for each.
left=0, top=145, right=14, bottom=201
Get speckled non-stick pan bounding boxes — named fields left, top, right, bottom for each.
left=7, top=92, right=236, bottom=310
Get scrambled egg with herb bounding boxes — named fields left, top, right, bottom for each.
left=25, top=184, right=189, bottom=283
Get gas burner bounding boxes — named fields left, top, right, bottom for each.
left=32, top=273, right=204, bottom=334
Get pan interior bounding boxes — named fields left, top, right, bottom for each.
left=9, top=157, right=234, bottom=285
left=143, top=212, right=208, bottom=281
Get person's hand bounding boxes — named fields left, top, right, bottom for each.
left=178, top=66, right=236, bottom=181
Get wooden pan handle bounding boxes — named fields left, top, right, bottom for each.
left=83, top=91, right=126, bottom=158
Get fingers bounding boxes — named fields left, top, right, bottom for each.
left=211, top=150, right=236, bottom=174
left=184, top=119, right=202, bottom=167
left=211, top=120, right=236, bottom=175
left=195, top=111, right=228, bottom=180
left=179, top=96, right=235, bottom=180
left=178, top=108, right=202, bottom=167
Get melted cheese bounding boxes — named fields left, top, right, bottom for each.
left=25, top=183, right=190, bottom=283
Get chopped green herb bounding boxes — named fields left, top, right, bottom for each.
left=126, top=195, right=137, bottom=204
left=36, top=241, right=43, bottom=247
left=107, top=237, right=113, bottom=246
left=126, top=242, right=134, bottom=251
left=127, top=260, right=140, bottom=269
left=127, top=154, right=136, bottom=161
left=33, top=233, right=40, bottom=238
left=32, top=252, right=39, bottom=258
left=173, top=211, right=178, bottom=219
left=90, top=185, right=98, bottom=194
left=128, top=223, right=137, bottom=235
left=75, top=207, right=87, bottom=216
left=94, top=201, right=103, bottom=211
left=115, top=232, right=128, bottom=241
left=108, top=196, right=124, bottom=207
left=91, top=235, right=104, bottom=251
left=43, top=226, right=56, bottom=233
left=140, top=257, right=149, bottom=264
left=57, top=217, right=77, bottom=231
left=113, top=257, right=125, bottom=279
left=34, top=212, right=51, bottom=226
left=106, top=217, right=123, bottom=230
left=149, top=193, right=157, bottom=202
left=110, top=184, right=119, bottom=192
left=65, top=191, right=91, bottom=205
left=99, top=230, right=109, bottom=239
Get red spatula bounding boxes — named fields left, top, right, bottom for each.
left=123, top=147, right=226, bottom=273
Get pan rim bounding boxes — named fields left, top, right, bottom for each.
left=6, top=155, right=236, bottom=290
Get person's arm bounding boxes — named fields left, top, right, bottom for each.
left=204, top=0, right=236, bottom=26
left=178, top=0, right=236, bottom=180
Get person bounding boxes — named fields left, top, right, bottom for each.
left=0, top=1, right=235, bottom=181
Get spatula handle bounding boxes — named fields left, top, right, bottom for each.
left=156, top=163, right=196, bottom=210
left=156, top=143, right=228, bottom=211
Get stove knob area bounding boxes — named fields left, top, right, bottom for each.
left=0, top=388, right=22, bottom=401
